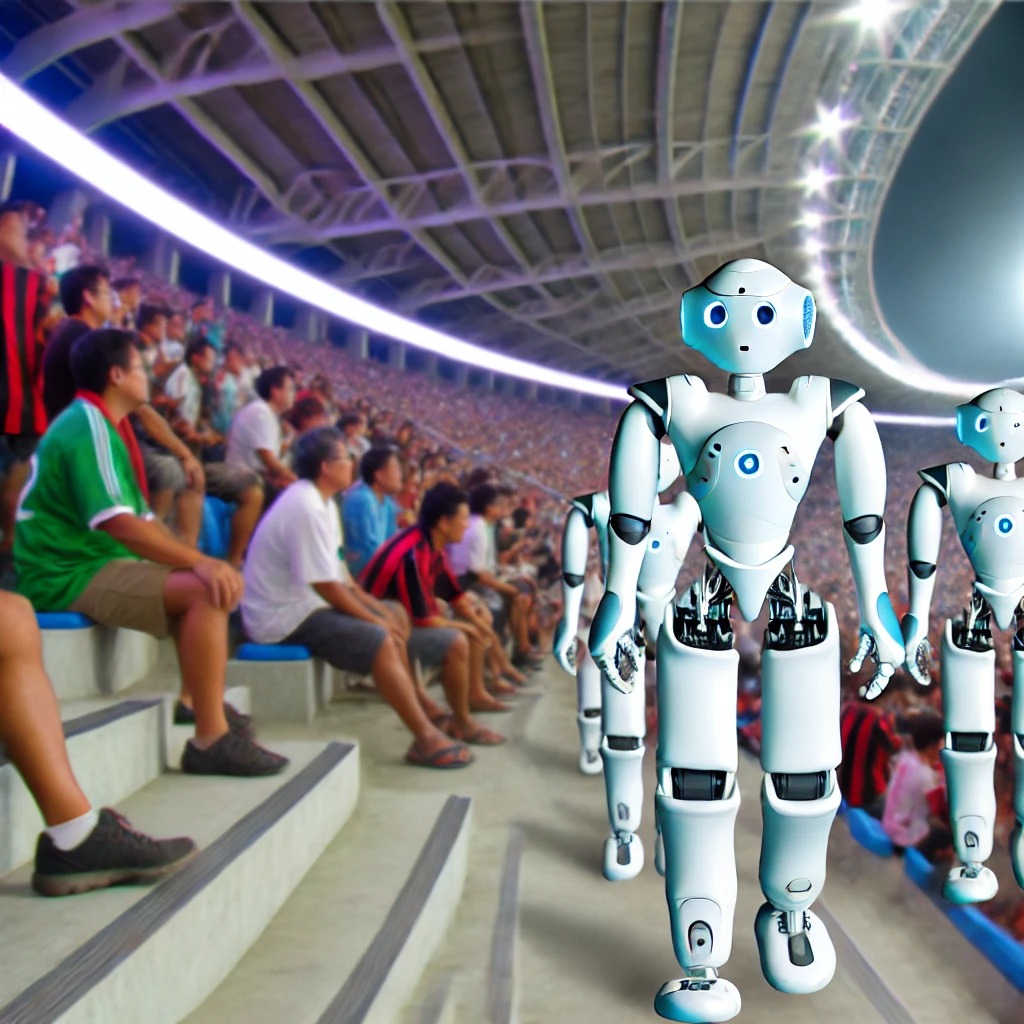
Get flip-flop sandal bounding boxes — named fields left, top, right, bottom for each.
left=430, top=712, right=459, bottom=738
left=405, top=741, right=473, bottom=769
left=470, top=700, right=514, bottom=713
left=459, top=726, right=506, bottom=746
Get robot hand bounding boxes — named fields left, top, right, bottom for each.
left=589, top=592, right=641, bottom=694
left=552, top=618, right=578, bottom=676
left=849, top=629, right=899, bottom=700
left=900, top=613, right=933, bottom=687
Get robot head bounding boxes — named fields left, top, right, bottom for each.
left=679, top=259, right=816, bottom=374
left=956, top=388, right=1024, bottom=464
left=657, top=441, right=681, bottom=494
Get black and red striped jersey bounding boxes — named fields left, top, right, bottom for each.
left=0, top=260, right=49, bottom=436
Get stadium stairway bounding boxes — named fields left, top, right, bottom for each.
left=0, top=630, right=479, bottom=1024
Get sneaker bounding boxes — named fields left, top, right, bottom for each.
left=174, top=700, right=254, bottom=739
left=180, top=730, right=289, bottom=777
left=32, top=809, right=197, bottom=897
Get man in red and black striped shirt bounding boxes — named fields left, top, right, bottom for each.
left=362, top=482, right=509, bottom=743
left=838, top=695, right=900, bottom=815
left=0, top=201, right=49, bottom=563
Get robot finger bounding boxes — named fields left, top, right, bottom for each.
left=848, top=632, right=875, bottom=674
left=859, top=662, right=894, bottom=701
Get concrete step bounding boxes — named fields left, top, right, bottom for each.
left=41, top=623, right=159, bottom=701
left=183, top=787, right=472, bottom=1024
left=0, top=739, right=359, bottom=1024
left=0, top=697, right=165, bottom=874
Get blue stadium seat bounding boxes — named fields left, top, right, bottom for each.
left=36, top=611, right=93, bottom=629
left=198, top=497, right=236, bottom=559
left=838, top=797, right=850, bottom=816
left=236, top=643, right=312, bottom=661
left=846, top=807, right=894, bottom=857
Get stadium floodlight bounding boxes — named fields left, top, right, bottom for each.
left=801, top=166, right=834, bottom=195
left=804, top=237, right=824, bottom=256
left=849, top=0, right=899, bottom=30
left=812, top=104, right=856, bottom=142
left=0, top=72, right=629, bottom=403
left=801, top=211, right=824, bottom=230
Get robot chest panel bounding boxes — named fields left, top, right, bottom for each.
left=958, top=494, right=1024, bottom=578
left=684, top=421, right=813, bottom=542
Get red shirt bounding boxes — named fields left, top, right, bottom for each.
left=838, top=701, right=898, bottom=808
left=0, top=261, right=48, bottom=436
left=360, top=525, right=464, bottom=626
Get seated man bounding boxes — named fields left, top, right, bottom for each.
left=241, top=427, right=498, bottom=761
left=362, top=482, right=512, bottom=728
left=0, top=591, right=196, bottom=896
left=341, top=446, right=401, bottom=578
left=14, top=328, right=287, bottom=777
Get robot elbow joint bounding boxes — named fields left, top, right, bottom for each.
left=910, top=560, right=937, bottom=580
left=562, top=572, right=585, bottom=587
left=610, top=514, right=650, bottom=545
left=844, top=514, right=882, bottom=545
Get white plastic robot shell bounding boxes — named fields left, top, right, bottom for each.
left=956, top=388, right=1024, bottom=465
left=680, top=259, right=816, bottom=375
left=658, top=439, right=682, bottom=494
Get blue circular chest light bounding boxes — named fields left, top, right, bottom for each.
left=996, top=516, right=1015, bottom=536
left=651, top=540, right=661, bottom=549
left=734, top=449, right=762, bottom=478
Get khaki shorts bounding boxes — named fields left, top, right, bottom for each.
left=70, top=559, right=175, bottom=638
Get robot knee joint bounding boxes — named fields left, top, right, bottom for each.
left=610, top=514, right=650, bottom=545
left=950, top=732, right=991, bottom=753
left=771, top=772, right=830, bottom=801
left=582, top=708, right=601, bottom=719
left=843, top=514, right=882, bottom=544
left=671, top=769, right=729, bottom=801
left=607, top=734, right=641, bottom=751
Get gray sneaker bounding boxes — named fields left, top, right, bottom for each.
left=181, top=731, right=289, bottom=777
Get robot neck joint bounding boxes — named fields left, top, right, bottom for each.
left=727, top=374, right=766, bottom=401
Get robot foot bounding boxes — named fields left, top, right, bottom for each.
left=754, top=904, right=836, bottom=996
left=578, top=748, right=603, bottom=775
left=943, top=863, right=999, bottom=905
left=603, top=831, right=644, bottom=881
left=654, top=828, right=666, bottom=877
left=653, top=968, right=741, bottom=1023
left=1011, top=825, right=1024, bottom=892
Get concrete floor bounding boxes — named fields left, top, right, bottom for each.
left=206, top=658, right=1024, bottom=1024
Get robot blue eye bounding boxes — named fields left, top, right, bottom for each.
left=734, top=449, right=762, bottom=478
left=703, top=302, right=728, bottom=328
left=753, top=303, right=776, bottom=326
left=997, top=516, right=1015, bottom=536
left=975, top=414, right=989, bottom=432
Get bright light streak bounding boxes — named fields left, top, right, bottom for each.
left=804, top=237, right=823, bottom=256
left=0, top=73, right=628, bottom=402
left=872, top=412, right=956, bottom=428
left=801, top=212, right=824, bottom=230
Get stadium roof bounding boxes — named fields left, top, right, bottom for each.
left=0, top=1, right=999, bottom=413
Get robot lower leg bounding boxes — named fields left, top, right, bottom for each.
left=575, top=647, right=603, bottom=775
left=1010, top=643, right=1024, bottom=890
left=941, top=617, right=999, bottom=903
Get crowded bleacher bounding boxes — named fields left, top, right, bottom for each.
left=1, top=188, right=1022, bottom=954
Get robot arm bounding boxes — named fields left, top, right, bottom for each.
left=553, top=504, right=591, bottom=675
left=589, top=398, right=662, bottom=691
left=902, top=479, right=945, bottom=685
left=831, top=397, right=904, bottom=698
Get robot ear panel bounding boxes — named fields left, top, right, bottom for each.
left=802, top=295, right=815, bottom=345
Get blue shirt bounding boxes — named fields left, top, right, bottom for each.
left=340, top=480, right=399, bottom=577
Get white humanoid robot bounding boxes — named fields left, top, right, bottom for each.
left=902, top=388, right=1024, bottom=905
left=553, top=444, right=695, bottom=881
left=589, top=258, right=904, bottom=1023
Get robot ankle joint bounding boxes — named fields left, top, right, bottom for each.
left=950, top=732, right=990, bottom=752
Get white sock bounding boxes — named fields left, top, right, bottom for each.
left=46, top=808, right=101, bottom=851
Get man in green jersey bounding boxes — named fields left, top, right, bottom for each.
left=15, top=328, right=287, bottom=777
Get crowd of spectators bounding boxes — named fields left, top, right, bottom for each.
left=1, top=195, right=1022, bottom=939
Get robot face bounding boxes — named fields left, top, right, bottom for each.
left=657, top=441, right=681, bottom=494
left=956, top=388, right=1024, bottom=464
left=679, top=259, right=816, bottom=374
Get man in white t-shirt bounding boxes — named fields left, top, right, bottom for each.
left=241, top=427, right=474, bottom=769
left=226, top=365, right=297, bottom=497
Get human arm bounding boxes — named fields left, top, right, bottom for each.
left=831, top=390, right=904, bottom=698
left=256, top=447, right=297, bottom=486
left=133, top=403, right=205, bottom=489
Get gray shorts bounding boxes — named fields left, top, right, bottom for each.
left=282, top=608, right=387, bottom=675
left=204, top=462, right=262, bottom=503
left=141, top=443, right=187, bottom=496
left=407, top=626, right=461, bottom=667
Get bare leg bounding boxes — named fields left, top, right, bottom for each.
left=162, top=571, right=230, bottom=740
left=227, top=484, right=263, bottom=568
left=0, top=461, right=29, bottom=554
left=468, top=635, right=509, bottom=711
left=149, top=487, right=174, bottom=526
left=437, top=632, right=505, bottom=741
left=175, top=486, right=203, bottom=547
left=0, top=593, right=90, bottom=825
